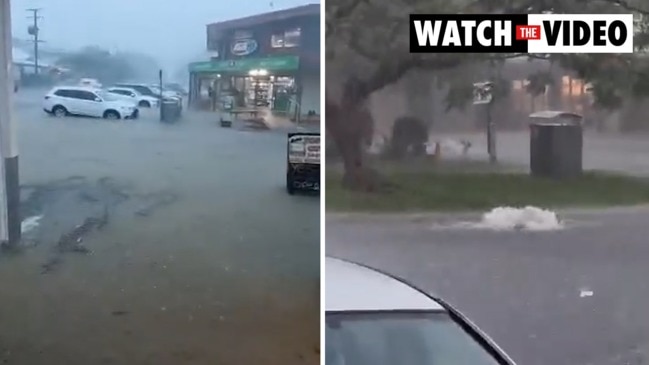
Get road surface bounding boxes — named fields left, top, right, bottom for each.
left=327, top=207, right=649, bottom=365
left=0, top=90, right=320, bottom=365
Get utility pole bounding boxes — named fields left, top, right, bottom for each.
left=26, top=8, right=42, bottom=75
left=1, top=0, right=21, bottom=246
left=473, top=81, right=497, bottom=163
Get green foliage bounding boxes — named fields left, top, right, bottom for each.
left=444, top=82, right=475, bottom=111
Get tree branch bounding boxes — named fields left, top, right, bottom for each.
left=599, top=0, right=649, bottom=15
left=347, top=53, right=541, bottom=104
left=326, top=0, right=369, bottom=38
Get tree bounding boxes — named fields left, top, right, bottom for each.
left=56, top=46, right=135, bottom=84
left=326, top=0, right=649, bottom=190
left=114, top=51, right=162, bottom=81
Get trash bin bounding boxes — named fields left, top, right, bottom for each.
left=219, top=96, right=234, bottom=127
left=161, top=100, right=181, bottom=123
left=530, top=117, right=583, bottom=178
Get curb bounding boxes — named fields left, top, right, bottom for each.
left=326, top=204, right=649, bottom=223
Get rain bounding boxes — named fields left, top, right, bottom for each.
left=1, top=0, right=320, bottom=364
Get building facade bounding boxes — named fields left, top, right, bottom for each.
left=188, top=4, right=320, bottom=120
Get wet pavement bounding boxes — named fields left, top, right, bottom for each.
left=327, top=207, right=649, bottom=365
left=0, top=93, right=320, bottom=364
left=434, top=130, right=649, bottom=176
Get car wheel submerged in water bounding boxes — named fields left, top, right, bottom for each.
left=138, top=100, right=151, bottom=108
left=104, top=110, right=120, bottom=120
left=52, top=105, right=68, bottom=117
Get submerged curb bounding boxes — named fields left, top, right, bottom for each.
left=326, top=204, right=649, bottom=223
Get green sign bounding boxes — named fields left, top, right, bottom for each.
left=189, top=55, right=299, bottom=73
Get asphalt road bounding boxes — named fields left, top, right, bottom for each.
left=327, top=207, right=649, bottom=365
left=0, top=90, right=320, bottom=365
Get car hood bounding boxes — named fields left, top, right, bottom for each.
left=106, top=100, right=136, bottom=108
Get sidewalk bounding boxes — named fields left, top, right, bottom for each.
left=262, top=111, right=295, bottom=129
left=432, top=130, right=649, bottom=177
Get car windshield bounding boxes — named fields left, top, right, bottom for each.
left=326, top=312, right=502, bottom=365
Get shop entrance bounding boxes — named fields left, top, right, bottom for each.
left=230, top=73, right=296, bottom=112
left=188, top=55, right=301, bottom=114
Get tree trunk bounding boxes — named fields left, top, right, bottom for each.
left=326, top=96, right=380, bottom=191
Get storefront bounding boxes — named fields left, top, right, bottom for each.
left=191, top=4, right=320, bottom=121
left=189, top=55, right=312, bottom=115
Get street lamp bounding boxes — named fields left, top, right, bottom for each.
left=0, top=0, right=22, bottom=246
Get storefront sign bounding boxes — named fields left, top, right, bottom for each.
left=188, top=56, right=300, bottom=73
left=231, top=39, right=258, bottom=56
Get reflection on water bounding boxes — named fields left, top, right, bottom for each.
left=0, top=109, right=320, bottom=364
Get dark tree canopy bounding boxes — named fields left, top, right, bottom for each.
left=326, top=0, right=649, bottom=190
left=327, top=0, right=649, bottom=109
left=56, top=46, right=136, bottom=84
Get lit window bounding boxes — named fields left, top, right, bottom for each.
left=571, top=79, right=583, bottom=96
left=271, top=34, right=284, bottom=48
left=284, top=28, right=301, bottom=47
left=270, top=28, right=301, bottom=48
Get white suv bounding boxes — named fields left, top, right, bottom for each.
left=107, top=87, right=159, bottom=108
left=43, top=86, right=139, bottom=120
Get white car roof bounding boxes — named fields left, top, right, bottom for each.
left=326, top=257, right=444, bottom=312
left=50, top=86, right=100, bottom=92
left=108, top=86, right=137, bottom=92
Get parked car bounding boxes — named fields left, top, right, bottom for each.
left=106, top=87, right=159, bottom=108
left=164, top=83, right=188, bottom=96
left=113, top=83, right=159, bottom=98
left=149, top=85, right=182, bottom=102
left=43, top=86, right=139, bottom=120
left=326, top=257, right=516, bottom=365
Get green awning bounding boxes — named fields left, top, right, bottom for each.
left=189, top=55, right=299, bottom=73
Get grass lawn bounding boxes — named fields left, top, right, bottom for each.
left=326, top=161, right=649, bottom=212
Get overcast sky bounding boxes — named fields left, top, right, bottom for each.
left=11, top=0, right=319, bottom=73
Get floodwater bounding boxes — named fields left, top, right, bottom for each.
left=0, top=98, right=320, bottom=364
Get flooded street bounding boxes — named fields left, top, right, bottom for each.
left=0, top=93, right=320, bottom=364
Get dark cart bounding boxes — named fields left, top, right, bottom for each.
left=286, top=132, right=320, bottom=195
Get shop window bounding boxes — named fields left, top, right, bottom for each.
left=271, top=34, right=285, bottom=48
left=271, top=28, right=301, bottom=48
left=284, top=28, right=301, bottom=47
